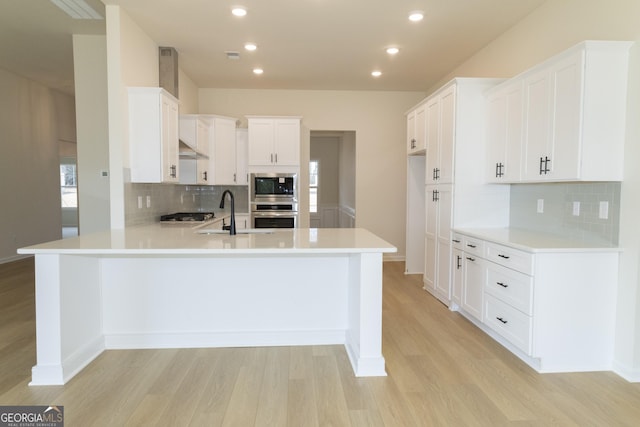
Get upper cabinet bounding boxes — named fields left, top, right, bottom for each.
left=425, top=84, right=456, bottom=184
left=487, top=41, right=632, bottom=183
left=406, top=102, right=426, bottom=154
left=128, top=87, right=180, bottom=183
left=206, top=115, right=240, bottom=185
left=485, top=80, right=524, bottom=183
left=247, top=117, right=301, bottom=167
left=179, top=115, right=210, bottom=185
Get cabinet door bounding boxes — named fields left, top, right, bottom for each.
left=438, top=85, right=456, bottom=184
left=424, top=185, right=438, bottom=292
left=425, top=97, right=440, bottom=184
left=214, top=118, right=238, bottom=185
left=407, top=109, right=417, bottom=153
left=462, top=254, right=485, bottom=321
left=435, top=185, right=453, bottom=301
left=414, top=104, right=427, bottom=152
left=424, top=235, right=436, bottom=292
left=548, top=51, right=583, bottom=180
left=235, top=128, right=249, bottom=185
left=486, top=82, right=523, bottom=183
left=196, top=120, right=210, bottom=184
left=523, top=68, right=553, bottom=181
left=274, top=119, right=300, bottom=166
left=161, top=93, right=179, bottom=183
left=248, top=119, right=275, bottom=166
left=485, top=90, right=507, bottom=182
left=452, top=247, right=464, bottom=307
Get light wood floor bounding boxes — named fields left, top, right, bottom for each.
left=1, top=258, right=640, bottom=426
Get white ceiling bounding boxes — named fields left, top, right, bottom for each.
left=0, top=0, right=547, bottom=94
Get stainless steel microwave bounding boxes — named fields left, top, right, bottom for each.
left=250, top=173, right=297, bottom=201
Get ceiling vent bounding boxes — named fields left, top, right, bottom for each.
left=50, top=0, right=103, bottom=19
left=226, top=51, right=241, bottom=60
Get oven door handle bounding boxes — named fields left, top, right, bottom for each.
left=252, top=211, right=298, bottom=217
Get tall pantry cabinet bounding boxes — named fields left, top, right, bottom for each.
left=409, top=78, right=510, bottom=306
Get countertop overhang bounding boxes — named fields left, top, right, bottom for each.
left=18, top=225, right=397, bottom=256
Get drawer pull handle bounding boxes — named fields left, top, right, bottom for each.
left=452, top=239, right=461, bottom=243
left=497, top=282, right=508, bottom=288
left=466, top=257, right=475, bottom=262
left=496, top=317, right=508, bottom=324
left=498, top=254, right=510, bottom=259
left=467, top=244, right=477, bottom=248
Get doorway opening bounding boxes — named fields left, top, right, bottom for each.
left=309, top=131, right=356, bottom=228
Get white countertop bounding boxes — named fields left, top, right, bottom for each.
left=454, top=227, right=620, bottom=253
left=18, top=225, right=397, bottom=255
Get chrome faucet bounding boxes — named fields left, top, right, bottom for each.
left=219, top=190, right=237, bottom=235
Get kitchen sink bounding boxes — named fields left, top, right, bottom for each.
left=196, top=228, right=275, bottom=235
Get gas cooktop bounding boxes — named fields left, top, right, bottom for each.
left=160, top=212, right=215, bottom=223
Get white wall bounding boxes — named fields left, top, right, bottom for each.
left=442, top=0, right=640, bottom=380
left=0, top=68, right=64, bottom=262
left=199, top=89, right=424, bottom=255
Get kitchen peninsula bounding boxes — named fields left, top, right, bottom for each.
left=18, top=226, right=396, bottom=385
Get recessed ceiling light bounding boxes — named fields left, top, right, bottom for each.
left=244, top=43, right=257, bottom=51
left=231, top=6, right=247, bottom=17
left=408, top=11, right=424, bottom=22
left=386, top=47, right=400, bottom=55
left=371, top=70, right=382, bottom=77
left=253, top=68, right=264, bottom=75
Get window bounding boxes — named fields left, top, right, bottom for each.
left=60, top=161, right=77, bottom=208
left=309, top=160, right=319, bottom=213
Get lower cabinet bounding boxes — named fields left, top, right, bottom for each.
left=453, top=229, right=619, bottom=373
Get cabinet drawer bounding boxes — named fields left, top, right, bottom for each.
left=485, top=242, right=533, bottom=275
left=485, top=263, right=533, bottom=315
left=451, top=233, right=464, bottom=250
left=484, top=294, right=533, bottom=355
left=462, top=236, right=484, bottom=257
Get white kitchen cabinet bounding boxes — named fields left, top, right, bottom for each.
left=203, top=115, right=238, bottom=185
left=424, top=184, right=453, bottom=303
left=179, top=115, right=210, bottom=185
left=235, top=128, right=249, bottom=185
left=426, top=84, right=455, bottom=184
left=516, top=41, right=632, bottom=182
left=247, top=117, right=301, bottom=167
left=128, top=87, right=180, bottom=183
left=419, top=79, right=509, bottom=306
left=451, top=239, right=464, bottom=307
left=485, top=80, right=524, bottom=183
left=406, top=102, right=426, bottom=154
left=454, top=229, right=619, bottom=373
left=235, top=214, right=249, bottom=229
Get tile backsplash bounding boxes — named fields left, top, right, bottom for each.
left=125, top=183, right=249, bottom=226
left=510, top=182, right=620, bottom=245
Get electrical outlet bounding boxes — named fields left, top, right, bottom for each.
left=137, top=196, right=143, bottom=209
left=537, top=199, right=544, bottom=214
left=572, top=201, right=580, bottom=216
left=146, top=195, right=151, bottom=208
left=599, top=201, right=609, bottom=219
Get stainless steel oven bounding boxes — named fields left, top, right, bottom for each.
left=250, top=173, right=298, bottom=228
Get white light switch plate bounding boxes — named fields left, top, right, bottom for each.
left=537, top=199, right=544, bottom=213
left=573, top=201, right=580, bottom=216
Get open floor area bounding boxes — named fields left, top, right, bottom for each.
left=1, top=258, right=639, bottom=426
